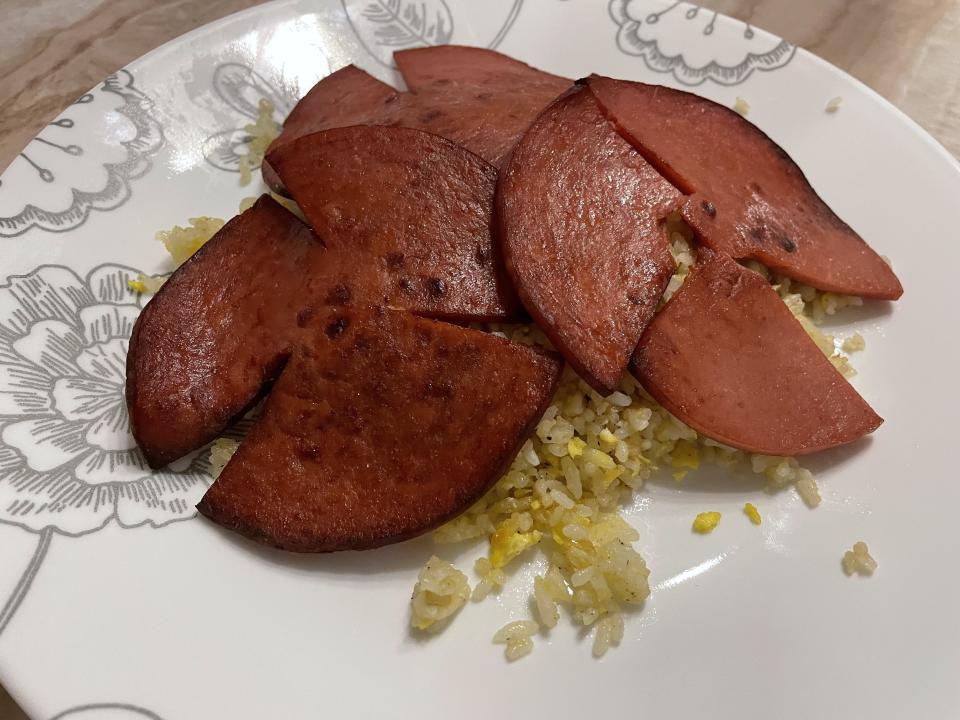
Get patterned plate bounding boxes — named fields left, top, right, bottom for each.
left=1, top=1, right=958, bottom=718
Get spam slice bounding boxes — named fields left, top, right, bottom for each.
left=630, top=247, right=882, bottom=455
left=263, top=65, right=399, bottom=193
left=126, top=196, right=317, bottom=468
left=586, top=75, right=902, bottom=300
left=266, top=48, right=567, bottom=173
left=128, top=190, right=520, bottom=468
left=392, top=46, right=570, bottom=166
left=267, top=125, right=521, bottom=321
left=498, top=85, right=681, bottom=394
left=197, top=307, right=563, bottom=552
left=394, top=45, right=568, bottom=92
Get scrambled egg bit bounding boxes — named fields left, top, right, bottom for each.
left=743, top=503, right=762, bottom=525
left=490, top=522, right=543, bottom=569
left=671, top=439, right=700, bottom=480
left=692, top=511, right=722, bottom=534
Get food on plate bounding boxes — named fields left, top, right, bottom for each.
left=127, top=197, right=318, bottom=468
left=209, top=438, right=241, bottom=479
left=497, top=85, right=680, bottom=394
left=196, top=307, right=562, bottom=551
left=631, top=248, right=882, bottom=455
left=156, top=215, right=226, bottom=264
left=842, top=541, right=877, bottom=576
left=585, top=75, right=903, bottom=299
left=591, top=613, right=626, bottom=658
left=825, top=96, right=843, bottom=113
left=392, top=45, right=571, bottom=166
left=843, top=332, right=866, bottom=352
left=239, top=99, right=280, bottom=186
left=124, top=45, right=904, bottom=658
left=263, top=45, right=570, bottom=191
left=394, top=45, right=567, bottom=92
left=261, top=66, right=398, bottom=193
left=692, top=511, right=722, bottom=534
left=129, top=133, right=520, bottom=467
left=266, top=125, right=520, bottom=321
left=492, top=620, right=540, bottom=661
left=410, top=556, right=472, bottom=632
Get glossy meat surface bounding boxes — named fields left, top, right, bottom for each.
left=587, top=75, right=903, bottom=300
left=498, top=86, right=680, bottom=394
left=268, top=125, right=521, bottom=322
left=128, top=180, right=520, bottom=467
left=630, top=248, right=883, bottom=455
left=262, top=65, right=399, bottom=193
left=264, top=48, right=569, bottom=178
left=197, top=307, right=563, bottom=552
left=392, top=46, right=570, bottom=165
left=394, top=45, right=568, bottom=92
left=126, top=196, right=317, bottom=468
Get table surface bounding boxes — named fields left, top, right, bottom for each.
left=0, top=0, right=957, bottom=716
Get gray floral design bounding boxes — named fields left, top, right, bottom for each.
left=343, top=0, right=454, bottom=67
left=202, top=63, right=293, bottom=175
left=0, top=263, right=220, bottom=637
left=0, top=263, right=212, bottom=537
left=0, top=70, right=164, bottom=238
left=610, top=0, right=796, bottom=86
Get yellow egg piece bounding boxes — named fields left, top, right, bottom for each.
left=671, top=439, right=700, bottom=472
left=490, top=526, right=543, bottom=568
left=567, top=437, right=586, bottom=458
left=692, top=511, right=721, bottom=534
left=743, top=503, right=762, bottom=525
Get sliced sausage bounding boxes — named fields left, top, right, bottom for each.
left=128, top=189, right=520, bottom=468
left=126, top=197, right=315, bottom=468
left=630, top=247, right=882, bottom=455
left=265, top=49, right=569, bottom=179
left=394, top=45, right=569, bottom=92
left=267, top=125, right=521, bottom=322
left=498, top=85, right=681, bottom=394
left=390, top=46, right=570, bottom=165
left=196, top=307, right=563, bottom=552
left=263, top=65, right=399, bottom=193
left=391, top=46, right=569, bottom=166
left=586, top=75, right=903, bottom=300
left=279, top=65, right=398, bottom=144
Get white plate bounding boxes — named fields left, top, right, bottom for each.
left=1, top=1, right=958, bottom=718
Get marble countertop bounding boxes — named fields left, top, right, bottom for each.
left=0, top=0, right=957, bottom=716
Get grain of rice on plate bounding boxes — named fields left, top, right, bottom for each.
left=139, top=132, right=869, bottom=660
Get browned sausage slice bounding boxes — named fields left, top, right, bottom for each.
left=126, top=196, right=317, bottom=469
left=279, top=65, right=398, bottom=144
left=266, top=49, right=567, bottom=175
left=392, top=46, right=570, bottom=166
left=267, top=125, right=521, bottom=321
left=394, top=45, right=568, bottom=92
left=586, top=76, right=903, bottom=300
left=630, top=247, right=882, bottom=455
left=263, top=65, right=399, bottom=193
left=379, top=85, right=567, bottom=168
left=196, top=307, right=563, bottom=552
left=498, top=85, right=681, bottom=394
left=128, top=189, right=520, bottom=468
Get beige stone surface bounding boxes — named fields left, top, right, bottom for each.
left=0, top=0, right=956, bottom=716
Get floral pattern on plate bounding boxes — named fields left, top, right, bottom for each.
left=0, top=264, right=211, bottom=537
left=202, top=63, right=293, bottom=175
left=610, top=0, right=796, bottom=85
left=0, top=70, right=163, bottom=239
